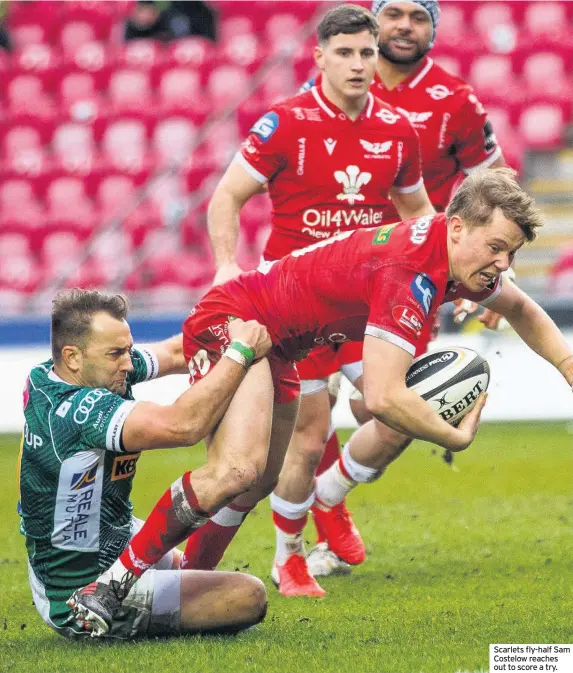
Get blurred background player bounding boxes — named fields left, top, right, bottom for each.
left=302, top=0, right=510, bottom=576
left=187, top=4, right=435, bottom=597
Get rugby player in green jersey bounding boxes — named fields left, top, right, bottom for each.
left=19, top=288, right=271, bottom=639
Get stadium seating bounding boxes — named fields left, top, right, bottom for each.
left=0, top=0, right=571, bottom=308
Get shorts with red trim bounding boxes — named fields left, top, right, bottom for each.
left=296, top=340, right=363, bottom=380
left=182, top=290, right=300, bottom=405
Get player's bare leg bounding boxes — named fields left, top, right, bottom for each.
left=270, top=386, right=332, bottom=596
left=181, top=398, right=299, bottom=570
left=178, top=571, right=267, bottom=635
left=70, top=360, right=275, bottom=635
left=309, top=374, right=410, bottom=575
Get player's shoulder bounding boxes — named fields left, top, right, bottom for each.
left=273, top=88, right=326, bottom=122
left=423, top=59, right=475, bottom=104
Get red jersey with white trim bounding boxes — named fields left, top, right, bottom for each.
left=237, top=86, right=424, bottom=260
left=310, top=57, right=501, bottom=219
left=209, top=213, right=501, bottom=362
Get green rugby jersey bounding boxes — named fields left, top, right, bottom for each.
left=19, top=347, right=159, bottom=603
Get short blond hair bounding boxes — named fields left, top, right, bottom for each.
left=446, top=168, right=543, bottom=242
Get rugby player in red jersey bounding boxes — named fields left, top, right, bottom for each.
left=190, top=4, right=435, bottom=595
left=71, top=169, right=573, bottom=629
left=303, top=0, right=510, bottom=575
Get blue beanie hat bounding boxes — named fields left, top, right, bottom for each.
left=371, top=0, right=440, bottom=47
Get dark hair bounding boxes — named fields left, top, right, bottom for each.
left=317, top=4, right=379, bottom=45
left=51, top=288, right=130, bottom=363
left=446, top=168, right=543, bottom=242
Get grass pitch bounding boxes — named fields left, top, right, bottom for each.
left=1, top=423, right=571, bottom=673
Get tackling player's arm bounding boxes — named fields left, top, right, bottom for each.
left=143, top=333, right=187, bottom=375
left=207, top=160, right=266, bottom=285
left=121, top=319, right=272, bottom=451
left=484, top=280, right=573, bottom=388
left=362, top=336, right=486, bottom=452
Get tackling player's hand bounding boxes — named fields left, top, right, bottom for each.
left=228, top=318, right=272, bottom=360
left=213, top=262, right=243, bottom=287
left=452, top=298, right=479, bottom=325
left=448, top=392, right=488, bottom=452
left=479, top=308, right=505, bottom=330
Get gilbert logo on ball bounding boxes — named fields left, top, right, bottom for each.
left=406, top=347, right=490, bottom=425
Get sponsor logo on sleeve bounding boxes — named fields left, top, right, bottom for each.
left=250, top=112, right=279, bottom=141
left=410, top=274, right=437, bottom=316
left=410, top=214, right=433, bottom=244
left=111, top=453, right=140, bottom=481
left=392, top=305, right=423, bottom=336
left=372, top=224, right=395, bottom=245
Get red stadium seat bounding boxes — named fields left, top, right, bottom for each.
left=0, top=232, right=32, bottom=257
left=201, top=119, right=239, bottom=168
left=3, top=125, right=49, bottom=177
left=522, top=2, right=573, bottom=47
left=431, top=54, right=462, bottom=78
left=108, top=68, right=153, bottom=112
left=97, top=174, right=137, bottom=219
left=220, top=33, right=265, bottom=70
left=58, top=71, right=102, bottom=121
left=101, top=119, right=148, bottom=173
left=518, top=103, right=565, bottom=150
left=153, top=118, right=197, bottom=167
left=6, top=74, right=53, bottom=115
left=45, top=176, right=96, bottom=228
left=471, top=2, right=517, bottom=54
left=12, top=44, right=59, bottom=79
left=157, top=67, right=206, bottom=113
left=0, top=254, right=41, bottom=293
left=42, top=230, right=83, bottom=264
left=52, top=122, right=96, bottom=174
left=66, top=41, right=113, bottom=90
left=264, top=13, right=304, bottom=56
left=59, top=21, right=97, bottom=58
left=207, top=65, right=250, bottom=108
left=522, top=52, right=572, bottom=104
left=165, top=37, right=215, bottom=70
left=10, top=23, right=50, bottom=48
left=120, top=40, right=163, bottom=70
left=484, top=106, right=524, bottom=171
left=469, top=54, right=521, bottom=103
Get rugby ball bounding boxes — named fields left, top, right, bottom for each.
left=405, top=347, right=489, bottom=425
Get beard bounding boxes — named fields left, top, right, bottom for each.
left=378, top=38, right=430, bottom=65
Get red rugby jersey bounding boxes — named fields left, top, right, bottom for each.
left=214, top=213, right=501, bottom=362
left=236, top=86, right=424, bottom=260
left=310, top=57, right=501, bottom=219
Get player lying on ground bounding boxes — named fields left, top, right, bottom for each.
left=70, top=168, right=573, bottom=632
left=205, top=3, right=435, bottom=597
left=19, top=288, right=270, bottom=639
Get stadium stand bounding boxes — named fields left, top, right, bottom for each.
left=0, top=0, right=572, bottom=311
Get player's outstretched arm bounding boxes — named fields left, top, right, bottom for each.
left=121, top=319, right=272, bottom=452
left=143, top=333, right=187, bottom=376
left=208, top=159, right=267, bottom=286
left=486, top=280, right=573, bottom=388
left=362, top=335, right=487, bottom=452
